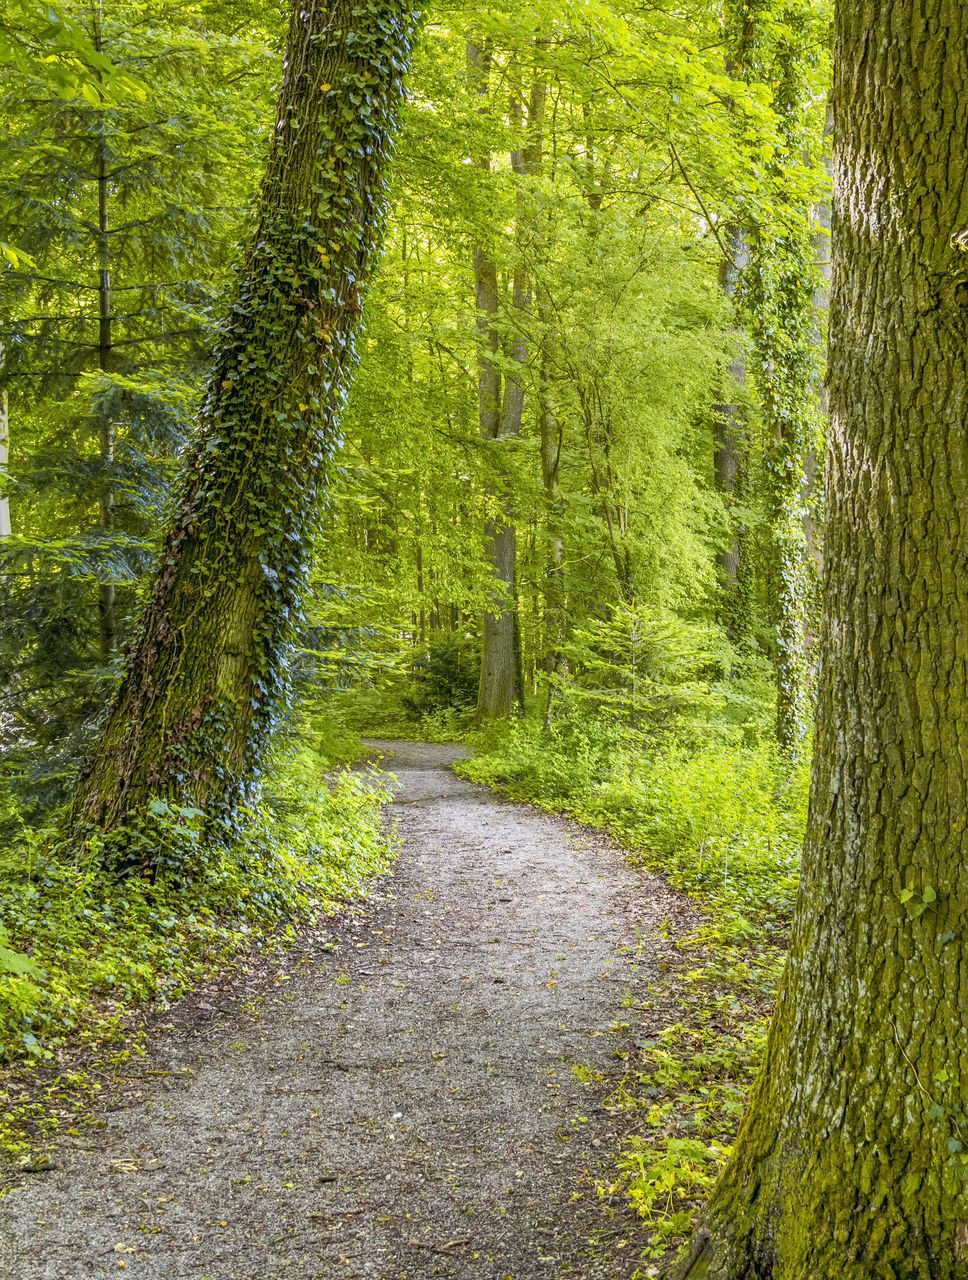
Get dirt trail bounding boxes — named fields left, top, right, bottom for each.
left=0, top=741, right=680, bottom=1280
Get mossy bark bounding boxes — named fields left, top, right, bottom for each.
left=667, top=1, right=968, bottom=1275
left=69, top=0, right=419, bottom=837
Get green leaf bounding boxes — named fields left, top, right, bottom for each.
left=0, top=943, right=45, bottom=981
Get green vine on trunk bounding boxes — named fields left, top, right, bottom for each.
left=68, top=0, right=422, bottom=859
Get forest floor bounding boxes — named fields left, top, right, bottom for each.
left=0, top=741, right=696, bottom=1280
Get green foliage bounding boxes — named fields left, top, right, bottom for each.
left=619, top=1136, right=725, bottom=1254
left=0, top=0, right=278, bottom=807
left=0, top=744, right=394, bottom=1071
left=0, top=0, right=147, bottom=102
left=604, top=1004, right=768, bottom=1266
left=401, top=634, right=480, bottom=719
left=462, top=722, right=807, bottom=919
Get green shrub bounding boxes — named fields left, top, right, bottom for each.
left=402, top=634, right=480, bottom=719
left=0, top=744, right=395, bottom=1070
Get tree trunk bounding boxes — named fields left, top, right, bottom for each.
left=468, top=36, right=526, bottom=725
left=0, top=348, right=9, bottom=540
left=94, top=5, right=116, bottom=659
left=800, top=99, right=833, bottom=676
left=415, top=543, right=425, bottom=645
left=667, top=2, right=968, bottom=1275
left=539, top=319, right=566, bottom=729
left=69, top=0, right=419, bottom=839
left=713, top=223, right=748, bottom=646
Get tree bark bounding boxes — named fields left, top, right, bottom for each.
left=69, top=0, right=419, bottom=839
left=803, top=99, right=833, bottom=582
left=93, top=4, right=116, bottom=659
left=713, top=222, right=748, bottom=645
left=800, top=98, right=833, bottom=681
left=0, top=347, right=9, bottom=540
left=667, top=2, right=968, bottom=1275
left=538, top=318, right=566, bottom=729
left=469, top=36, right=527, bottom=725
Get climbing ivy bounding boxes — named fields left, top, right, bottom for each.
left=742, top=227, right=822, bottom=759
left=732, top=1, right=827, bottom=762
left=68, top=0, right=422, bottom=854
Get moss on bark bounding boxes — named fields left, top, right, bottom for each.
left=667, top=0, right=968, bottom=1274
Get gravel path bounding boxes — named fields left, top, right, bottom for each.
left=0, top=740, right=680, bottom=1280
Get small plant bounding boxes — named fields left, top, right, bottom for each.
left=401, top=634, right=480, bottom=719
left=0, top=734, right=397, bottom=1153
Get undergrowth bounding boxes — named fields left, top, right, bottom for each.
left=457, top=714, right=808, bottom=1271
left=0, top=737, right=394, bottom=1155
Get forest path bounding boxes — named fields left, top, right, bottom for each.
left=0, top=741, right=683, bottom=1280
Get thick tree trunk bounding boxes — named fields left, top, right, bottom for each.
left=667, top=3, right=968, bottom=1276
left=69, top=0, right=419, bottom=838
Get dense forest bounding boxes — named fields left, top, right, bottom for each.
left=0, top=0, right=965, bottom=1276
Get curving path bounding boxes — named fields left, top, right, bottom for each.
left=0, top=741, right=675, bottom=1280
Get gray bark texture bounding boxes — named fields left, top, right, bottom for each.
left=468, top=36, right=527, bottom=724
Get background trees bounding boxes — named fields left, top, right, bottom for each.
left=0, top=0, right=834, bottom=826
left=0, top=0, right=277, bottom=811
left=307, top=0, right=829, bottom=753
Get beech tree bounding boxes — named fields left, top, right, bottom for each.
left=668, top=1, right=968, bottom=1275
left=466, top=34, right=528, bottom=725
left=67, top=0, right=420, bottom=840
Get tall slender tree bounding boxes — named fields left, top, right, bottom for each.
left=468, top=35, right=529, bottom=724
left=68, top=0, right=420, bottom=842
left=0, top=345, right=8, bottom=540
left=668, top=0, right=968, bottom=1274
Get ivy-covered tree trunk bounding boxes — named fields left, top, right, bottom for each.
left=69, top=0, right=419, bottom=838
left=801, top=99, right=833, bottom=654
left=667, top=2, right=968, bottom=1276
left=93, top=5, right=116, bottom=659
